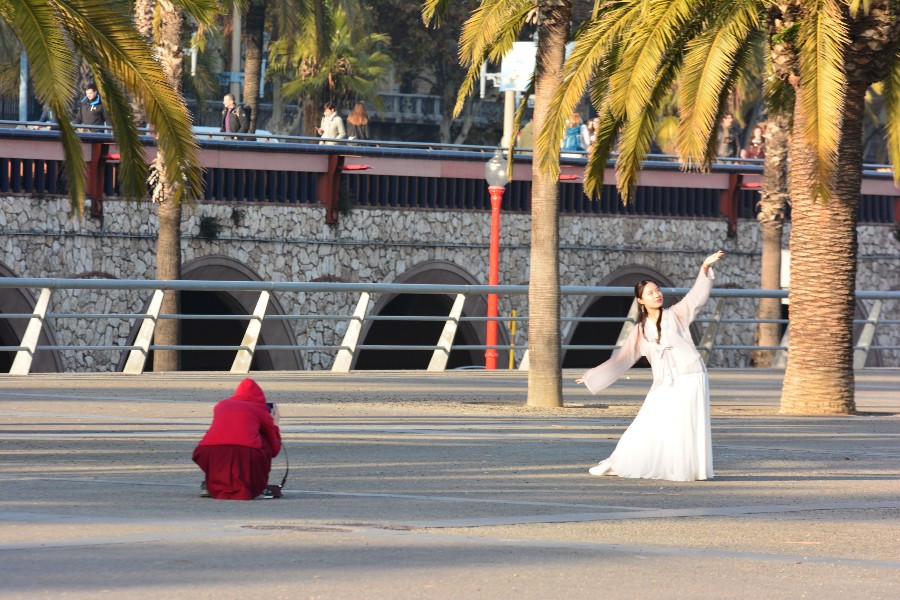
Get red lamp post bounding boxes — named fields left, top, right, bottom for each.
left=484, top=150, right=509, bottom=370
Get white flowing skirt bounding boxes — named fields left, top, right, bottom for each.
left=590, top=372, right=713, bottom=481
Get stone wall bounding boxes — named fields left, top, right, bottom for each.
left=1, top=195, right=898, bottom=371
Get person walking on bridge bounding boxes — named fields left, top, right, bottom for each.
left=576, top=250, right=725, bottom=481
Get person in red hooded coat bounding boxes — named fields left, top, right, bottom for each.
left=193, top=378, right=281, bottom=500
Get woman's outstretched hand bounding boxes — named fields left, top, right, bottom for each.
left=575, top=378, right=584, bottom=384
left=702, top=250, right=725, bottom=273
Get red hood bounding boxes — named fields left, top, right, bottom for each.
left=227, top=378, right=267, bottom=404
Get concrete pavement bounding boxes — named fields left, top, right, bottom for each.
left=0, top=369, right=898, bottom=599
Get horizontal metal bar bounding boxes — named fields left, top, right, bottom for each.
left=45, top=313, right=159, bottom=319
left=3, top=277, right=899, bottom=301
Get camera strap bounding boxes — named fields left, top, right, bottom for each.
left=277, top=443, right=289, bottom=488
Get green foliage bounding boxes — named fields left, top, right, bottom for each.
left=540, top=0, right=898, bottom=202
left=270, top=1, right=392, bottom=110
left=197, top=215, right=222, bottom=239
left=0, top=0, right=208, bottom=212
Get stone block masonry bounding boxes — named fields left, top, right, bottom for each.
left=1, top=196, right=897, bottom=371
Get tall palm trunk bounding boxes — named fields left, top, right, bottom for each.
left=780, top=2, right=895, bottom=413
left=780, top=82, right=864, bottom=414
left=131, top=0, right=154, bottom=125
left=242, top=0, right=266, bottom=133
left=753, top=113, right=789, bottom=367
left=152, top=1, right=185, bottom=372
left=527, top=1, right=571, bottom=408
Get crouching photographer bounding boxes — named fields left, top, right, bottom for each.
left=193, top=378, right=282, bottom=500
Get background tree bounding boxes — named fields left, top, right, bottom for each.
left=425, top=0, right=573, bottom=407
left=541, top=0, right=900, bottom=414
left=0, top=0, right=205, bottom=213
left=132, top=0, right=218, bottom=371
left=374, top=0, right=493, bottom=144
left=270, top=1, right=391, bottom=135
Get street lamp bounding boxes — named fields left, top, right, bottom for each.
left=484, top=149, right=509, bottom=370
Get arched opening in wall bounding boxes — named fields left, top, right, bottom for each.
left=119, top=256, right=303, bottom=372
left=0, top=264, right=64, bottom=373
left=0, top=317, right=17, bottom=372
left=562, top=267, right=677, bottom=370
left=354, top=261, right=500, bottom=370
left=354, top=293, right=484, bottom=369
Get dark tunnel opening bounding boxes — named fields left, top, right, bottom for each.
left=0, top=317, right=16, bottom=372
left=147, top=291, right=262, bottom=372
left=564, top=295, right=650, bottom=370
left=355, top=294, right=483, bottom=370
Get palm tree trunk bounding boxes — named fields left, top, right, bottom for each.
left=753, top=113, right=789, bottom=367
left=152, top=1, right=185, bottom=372
left=155, top=198, right=182, bottom=371
left=527, top=1, right=571, bottom=408
left=780, top=83, right=863, bottom=414
left=242, top=0, right=266, bottom=133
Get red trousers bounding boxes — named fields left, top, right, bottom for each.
left=192, top=444, right=272, bottom=500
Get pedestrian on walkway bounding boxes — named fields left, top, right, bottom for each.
left=576, top=250, right=725, bottom=482
left=192, top=378, right=281, bottom=500
left=221, top=93, right=250, bottom=139
left=316, top=101, right=346, bottom=145
left=72, top=83, right=107, bottom=129
left=346, top=101, right=370, bottom=141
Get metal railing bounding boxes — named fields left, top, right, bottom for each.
left=2, top=124, right=897, bottom=223
left=1, top=278, right=897, bottom=374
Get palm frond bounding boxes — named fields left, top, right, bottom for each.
left=4, top=0, right=86, bottom=208
left=505, top=75, right=535, bottom=174
left=614, top=48, right=683, bottom=202
left=170, top=0, right=218, bottom=26
left=422, top=0, right=452, bottom=27
left=608, top=0, right=702, bottom=120
left=90, top=70, right=147, bottom=199
left=452, top=0, right=531, bottom=117
left=676, top=0, right=762, bottom=165
left=583, top=109, right=623, bottom=199
left=797, top=0, right=849, bottom=201
left=847, top=0, right=872, bottom=18
left=58, top=0, right=203, bottom=204
left=880, top=56, right=900, bottom=186
left=536, top=2, right=638, bottom=178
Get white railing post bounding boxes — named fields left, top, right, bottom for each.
left=231, top=291, right=270, bottom=374
left=123, top=290, right=164, bottom=375
left=772, top=326, right=789, bottom=368
left=427, top=294, right=465, bottom=372
left=699, top=299, right=726, bottom=365
left=10, top=288, right=51, bottom=375
left=332, top=292, right=371, bottom=372
left=853, top=299, right=883, bottom=369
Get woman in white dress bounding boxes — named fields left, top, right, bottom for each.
left=576, top=251, right=725, bottom=481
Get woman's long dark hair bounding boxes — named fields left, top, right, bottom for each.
left=634, top=279, right=662, bottom=343
left=347, top=101, right=369, bottom=126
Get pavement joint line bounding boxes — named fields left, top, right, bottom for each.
left=3, top=429, right=899, bottom=459
left=0, top=477, right=646, bottom=511
left=3, top=477, right=898, bottom=518
left=392, top=528, right=900, bottom=570
left=397, top=500, right=900, bottom=528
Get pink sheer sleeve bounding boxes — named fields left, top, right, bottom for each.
left=580, top=325, right=642, bottom=394
left=670, top=267, right=715, bottom=327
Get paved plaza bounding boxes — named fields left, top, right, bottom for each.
left=0, top=369, right=898, bottom=599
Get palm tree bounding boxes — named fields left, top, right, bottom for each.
left=424, top=0, right=572, bottom=407
left=270, top=1, right=391, bottom=133
left=0, top=0, right=205, bottom=213
left=541, top=0, right=900, bottom=414
left=129, top=0, right=217, bottom=371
